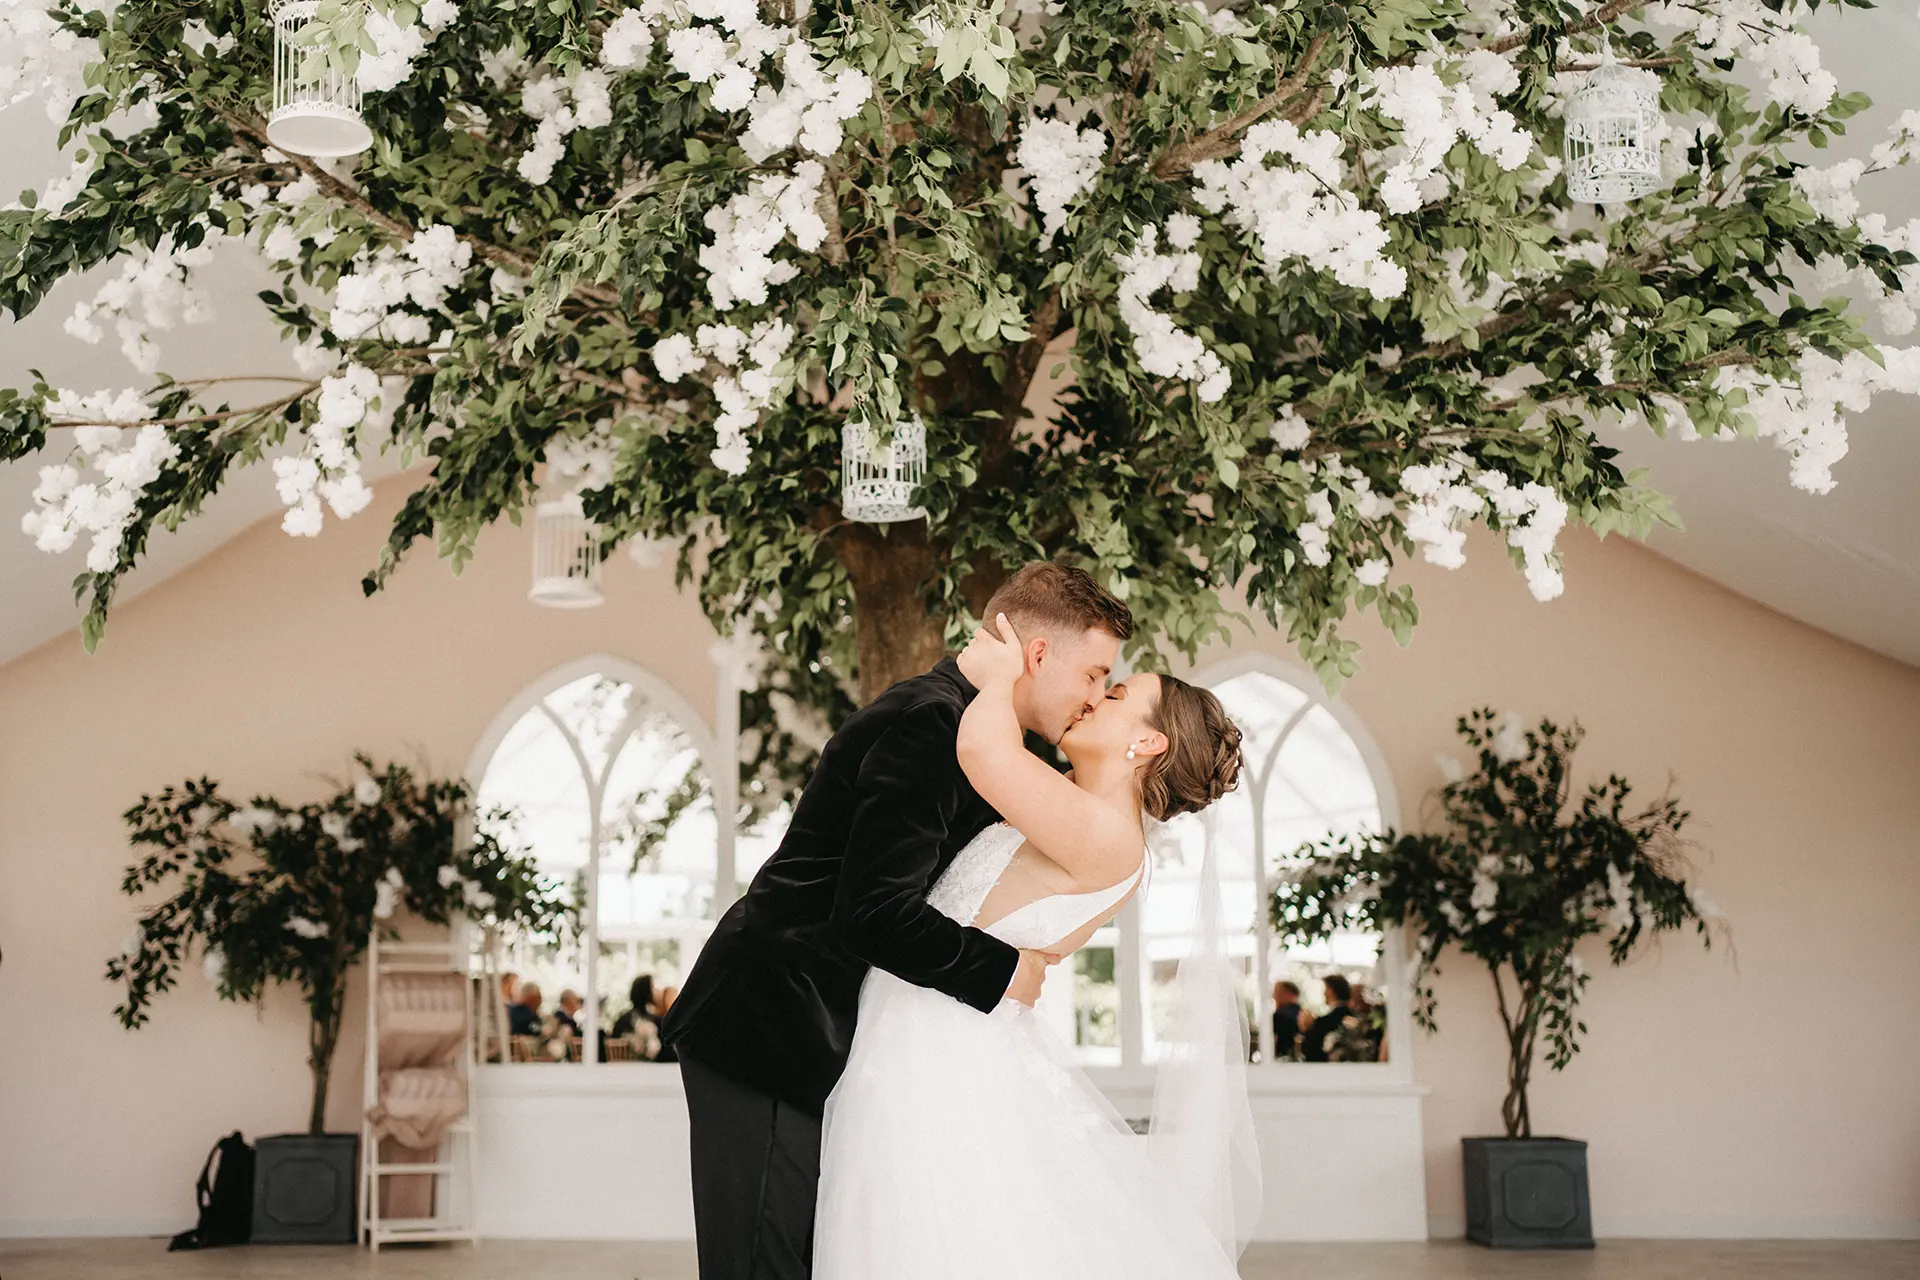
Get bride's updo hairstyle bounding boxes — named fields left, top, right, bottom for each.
left=1140, top=675, right=1243, bottom=821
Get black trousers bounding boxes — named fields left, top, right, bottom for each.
left=680, top=1051, right=823, bottom=1280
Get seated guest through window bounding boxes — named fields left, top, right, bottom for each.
left=610, top=975, right=658, bottom=1039
left=1300, top=974, right=1352, bottom=1062
left=610, top=976, right=663, bottom=1061
left=508, top=981, right=544, bottom=1037
left=1272, top=980, right=1308, bottom=1062
left=553, top=988, right=585, bottom=1038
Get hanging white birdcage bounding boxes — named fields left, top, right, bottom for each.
left=841, top=415, right=929, bottom=524
left=1563, top=47, right=1666, bottom=205
left=528, top=496, right=606, bottom=608
left=267, top=0, right=373, bottom=158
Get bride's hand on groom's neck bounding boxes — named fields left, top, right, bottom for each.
left=958, top=613, right=1025, bottom=692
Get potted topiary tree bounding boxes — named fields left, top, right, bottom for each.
left=1272, top=711, right=1724, bottom=1249
left=106, top=754, right=572, bottom=1244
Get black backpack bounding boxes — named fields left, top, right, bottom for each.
left=168, top=1131, right=255, bottom=1250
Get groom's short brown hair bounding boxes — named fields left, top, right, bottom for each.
left=982, top=563, right=1132, bottom=641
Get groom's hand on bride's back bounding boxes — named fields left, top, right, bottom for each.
left=1005, top=948, right=1062, bottom=1007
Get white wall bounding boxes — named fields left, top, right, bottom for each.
left=2, top=477, right=1917, bottom=1239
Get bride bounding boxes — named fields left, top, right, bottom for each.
left=813, top=614, right=1260, bottom=1278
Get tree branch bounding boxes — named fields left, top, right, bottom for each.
left=1152, top=34, right=1329, bottom=180
left=561, top=365, right=650, bottom=402
left=992, top=288, right=1064, bottom=432
left=817, top=160, right=850, bottom=267
left=1483, top=0, right=1654, bottom=55
left=1413, top=239, right=1678, bottom=365
left=213, top=106, right=623, bottom=308
left=1558, top=56, right=1683, bottom=70
left=1477, top=348, right=1762, bottom=413
left=47, top=384, right=318, bottom=429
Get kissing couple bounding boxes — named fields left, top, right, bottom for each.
left=662, top=561, right=1259, bottom=1279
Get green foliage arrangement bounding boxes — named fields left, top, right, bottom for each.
left=1273, top=710, right=1722, bottom=1137
left=106, top=754, right=572, bottom=1134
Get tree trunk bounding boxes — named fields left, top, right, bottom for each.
left=307, top=970, right=347, bottom=1136
left=1500, top=973, right=1543, bottom=1139
left=835, top=521, right=949, bottom=704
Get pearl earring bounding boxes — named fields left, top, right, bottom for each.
left=1126, top=745, right=1137, bottom=760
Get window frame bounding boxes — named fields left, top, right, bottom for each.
left=468, top=650, right=1416, bottom=1094
left=1083, top=651, right=1416, bottom=1092
left=465, top=653, right=731, bottom=1068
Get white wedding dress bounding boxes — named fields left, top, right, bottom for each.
left=813, top=823, right=1247, bottom=1280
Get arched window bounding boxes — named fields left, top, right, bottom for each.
left=472, top=659, right=730, bottom=1064
left=1042, top=658, right=1398, bottom=1070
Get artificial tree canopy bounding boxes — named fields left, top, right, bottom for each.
left=3, top=0, right=1916, bottom=739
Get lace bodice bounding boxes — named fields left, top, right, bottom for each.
left=928, top=823, right=1143, bottom=951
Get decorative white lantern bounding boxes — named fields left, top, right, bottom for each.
left=267, top=0, right=373, bottom=158
left=1563, top=48, right=1666, bottom=205
left=528, top=496, right=605, bottom=608
left=841, top=415, right=929, bottom=523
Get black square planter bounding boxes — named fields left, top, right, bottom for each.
left=251, top=1133, right=358, bottom=1244
left=1462, top=1136, right=1594, bottom=1249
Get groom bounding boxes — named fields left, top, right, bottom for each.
left=662, top=562, right=1133, bottom=1279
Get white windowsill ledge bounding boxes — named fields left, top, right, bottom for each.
left=475, top=1063, right=1428, bottom=1100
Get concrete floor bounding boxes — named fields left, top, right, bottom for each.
left=3, top=1237, right=1918, bottom=1279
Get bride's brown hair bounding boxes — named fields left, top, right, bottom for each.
left=1139, top=675, right=1243, bottom=821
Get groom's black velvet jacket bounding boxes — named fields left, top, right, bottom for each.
left=662, top=659, right=1021, bottom=1115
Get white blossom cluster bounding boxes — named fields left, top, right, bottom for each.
left=547, top=421, right=622, bottom=495
left=374, top=866, right=406, bottom=919
left=660, top=0, right=787, bottom=105
left=360, top=0, right=460, bottom=94
left=22, top=418, right=178, bottom=573
left=1793, top=157, right=1867, bottom=225
left=651, top=317, right=796, bottom=473
left=1112, top=220, right=1231, bottom=401
left=1794, top=112, right=1920, bottom=334
left=694, top=161, right=826, bottom=311
left=328, top=223, right=474, bottom=343
left=179, top=20, right=236, bottom=59
left=1268, top=405, right=1311, bottom=452
left=594, top=1, right=870, bottom=163
left=735, top=39, right=872, bottom=163
left=1191, top=120, right=1407, bottom=300
left=1289, top=454, right=1399, bottom=571
left=1601, top=861, right=1642, bottom=935
left=29, top=148, right=96, bottom=215
left=228, top=806, right=282, bottom=836
left=435, top=861, right=497, bottom=913
left=516, top=66, right=615, bottom=185
left=64, top=232, right=217, bottom=374
left=1397, top=460, right=1569, bottom=600
left=1013, top=116, right=1107, bottom=244
left=272, top=364, right=392, bottom=536
left=1468, top=853, right=1503, bottom=922
left=1490, top=710, right=1529, bottom=762
left=1428, top=244, right=1514, bottom=340
left=1713, top=345, right=1920, bottom=494
left=255, top=173, right=341, bottom=270
left=1647, top=0, right=1835, bottom=115
left=1369, top=57, right=1533, bottom=216
left=602, top=8, right=657, bottom=68
left=1812, top=215, right=1920, bottom=337
left=0, top=0, right=89, bottom=122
